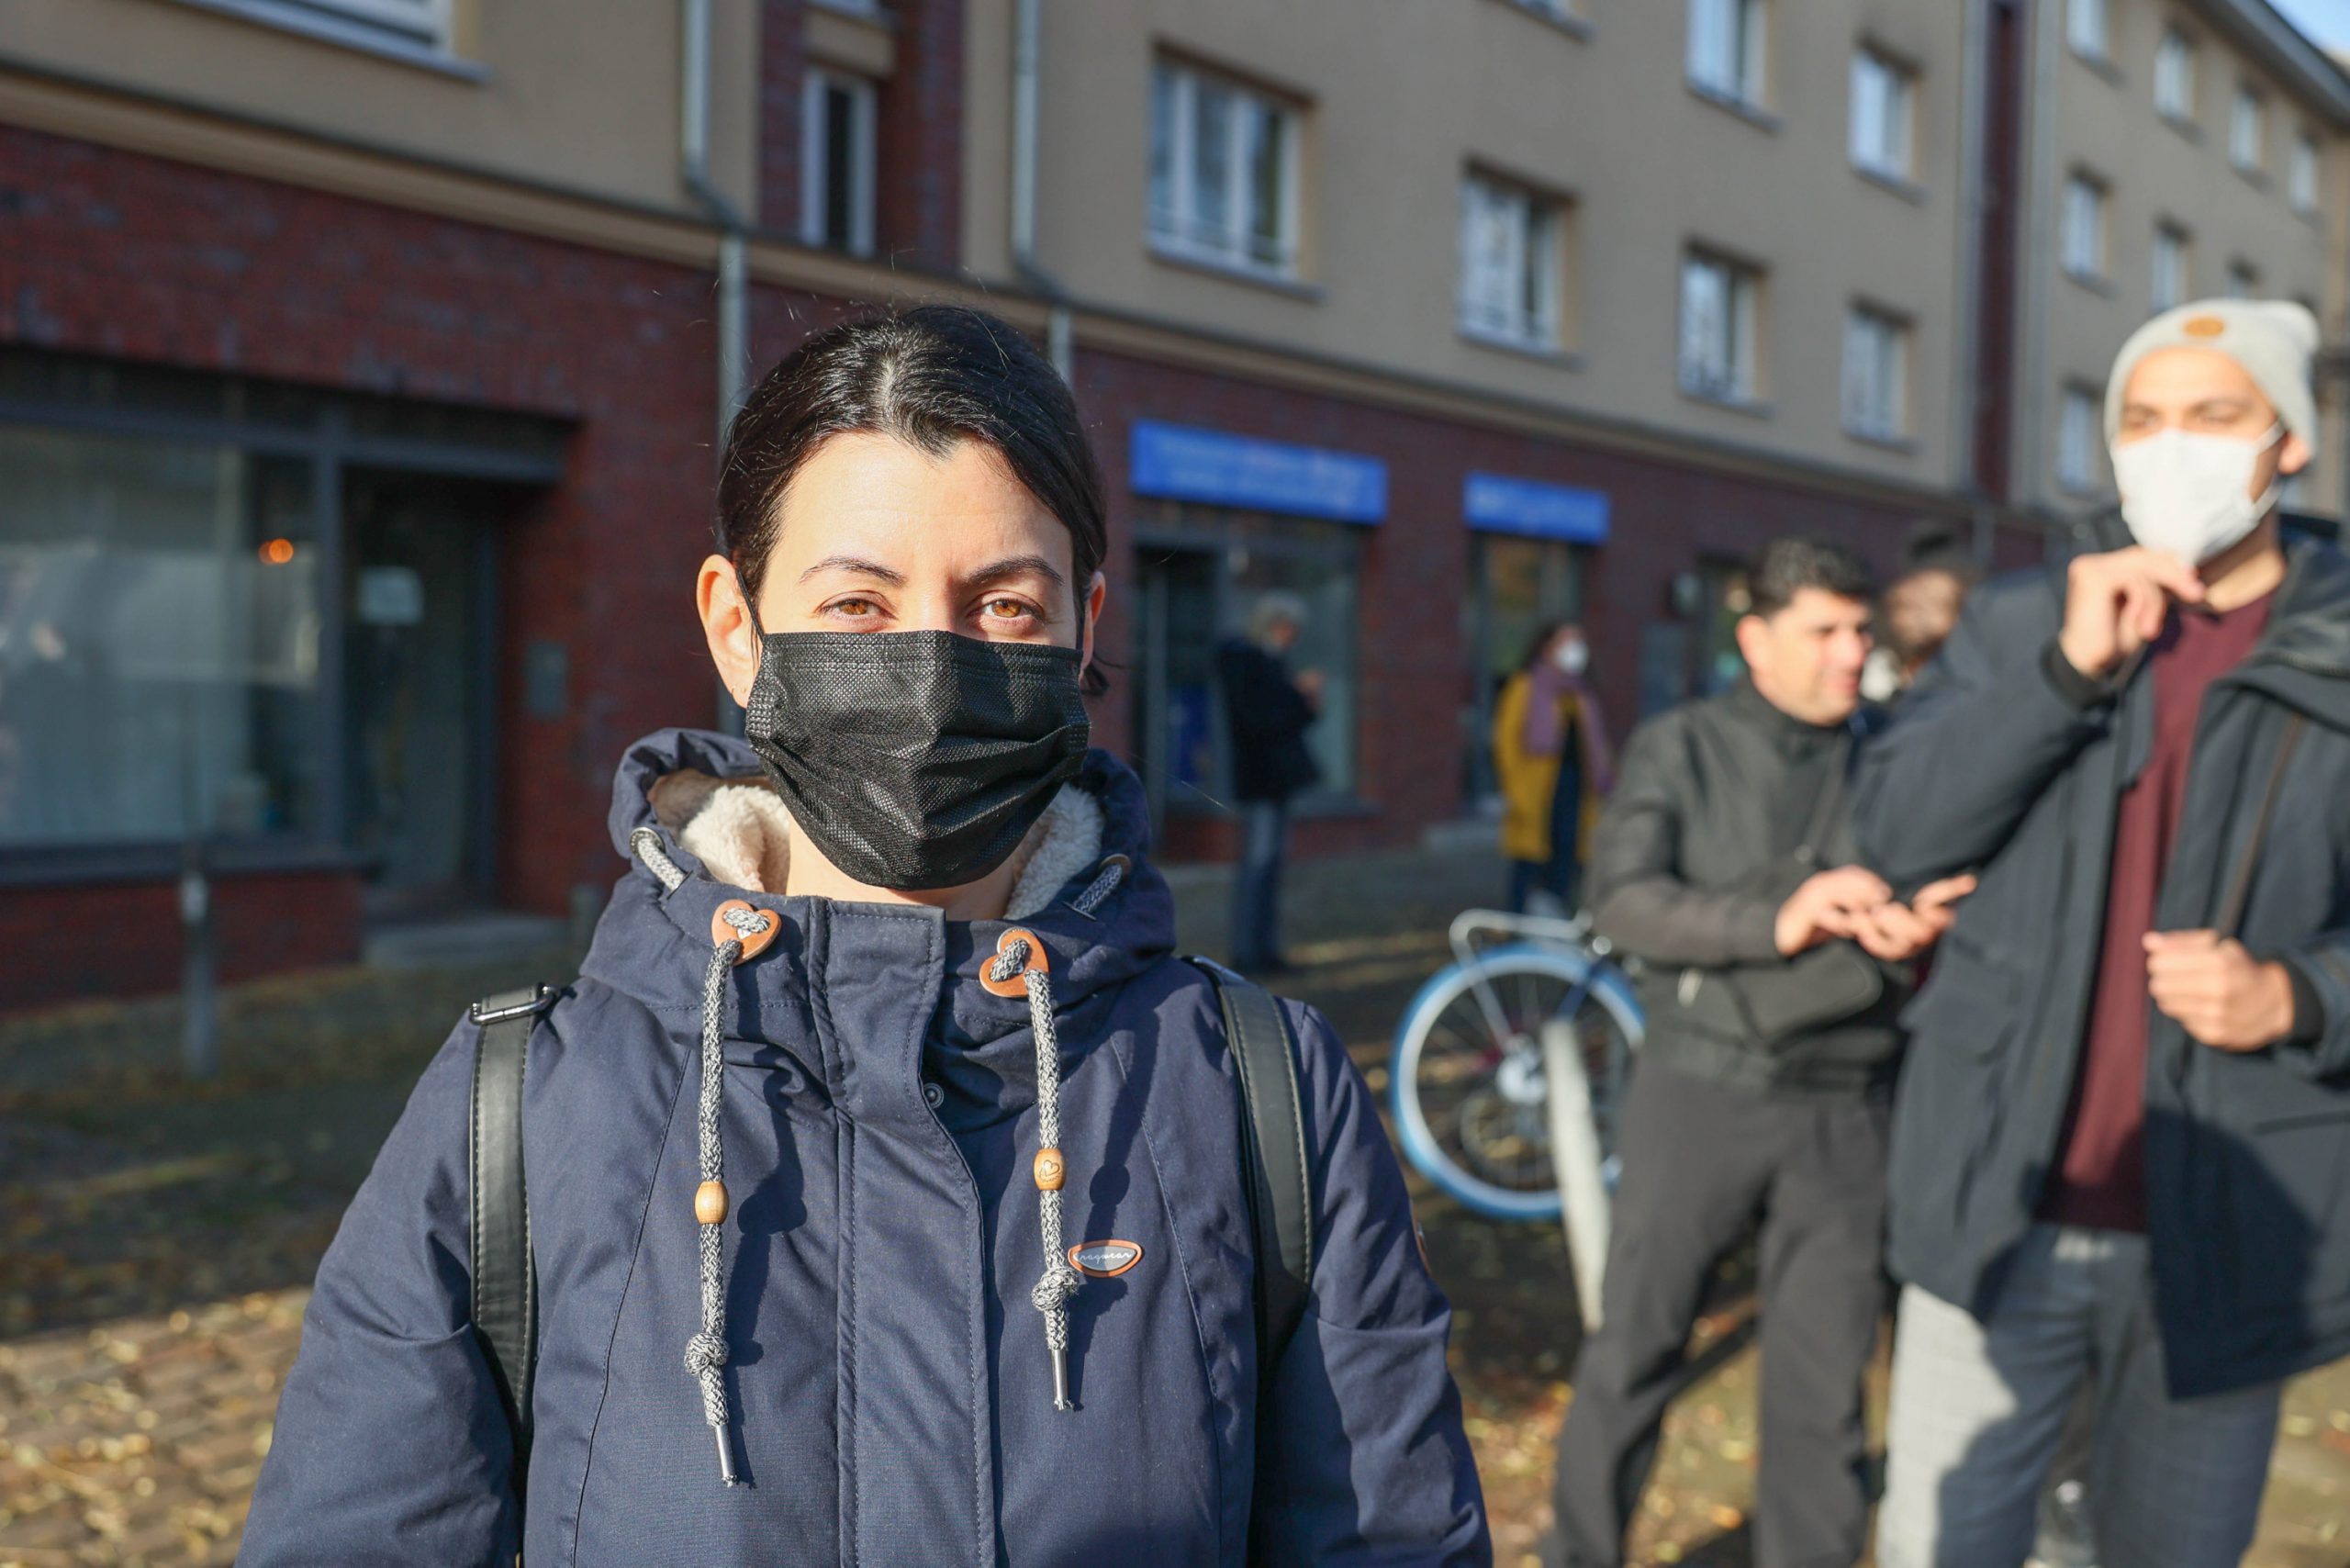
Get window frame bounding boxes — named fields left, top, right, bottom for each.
left=2062, top=172, right=2109, bottom=285
left=800, top=66, right=879, bottom=257
left=2067, top=0, right=2110, bottom=63
left=2154, top=28, right=2197, bottom=125
left=1457, top=170, right=1568, bottom=353
left=2231, top=85, right=2266, bottom=175
left=2226, top=259, right=2261, bottom=299
left=1841, top=304, right=1911, bottom=444
left=2151, top=220, right=2191, bottom=313
left=1688, top=0, right=1769, bottom=112
left=1147, top=58, right=1305, bottom=281
left=1678, top=249, right=1763, bottom=406
left=1849, top=46, right=1918, bottom=184
left=2057, top=384, right=2103, bottom=494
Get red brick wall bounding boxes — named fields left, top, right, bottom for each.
left=758, top=0, right=806, bottom=233
left=1072, top=346, right=2044, bottom=862
left=0, top=869, right=364, bottom=1013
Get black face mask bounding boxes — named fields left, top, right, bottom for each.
left=743, top=630, right=1091, bottom=890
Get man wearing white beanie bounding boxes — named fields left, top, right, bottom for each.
left=1857, top=298, right=2350, bottom=1568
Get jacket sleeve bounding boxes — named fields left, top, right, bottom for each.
left=1855, top=577, right=2111, bottom=889
left=1585, top=715, right=1784, bottom=967
left=241, top=1019, right=520, bottom=1567
left=1256, top=1003, right=1491, bottom=1566
left=2273, top=935, right=2350, bottom=1080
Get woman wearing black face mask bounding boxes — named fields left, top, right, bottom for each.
left=241, top=306, right=1488, bottom=1567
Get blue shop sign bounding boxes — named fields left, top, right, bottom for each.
left=1463, top=471, right=1611, bottom=544
left=1129, top=420, right=1387, bottom=524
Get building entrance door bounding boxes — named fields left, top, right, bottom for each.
left=1132, top=544, right=1224, bottom=834
left=341, top=469, right=501, bottom=920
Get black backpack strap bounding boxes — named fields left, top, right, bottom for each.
left=468, top=983, right=554, bottom=1477
left=1188, top=959, right=1315, bottom=1395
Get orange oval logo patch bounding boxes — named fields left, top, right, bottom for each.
left=1067, top=1239, right=1143, bottom=1278
left=2183, top=315, right=2228, bottom=339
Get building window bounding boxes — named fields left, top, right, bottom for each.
left=2067, top=0, right=2109, bottom=62
left=1131, top=510, right=1360, bottom=811
left=2152, top=222, right=2190, bottom=312
left=800, top=69, right=878, bottom=256
left=2063, top=174, right=2108, bottom=283
left=0, top=426, right=323, bottom=849
left=1148, top=59, right=1302, bottom=277
left=1464, top=534, right=1586, bottom=804
left=2058, top=386, right=2102, bottom=493
left=1679, top=251, right=1762, bottom=404
left=2231, top=87, right=2266, bottom=174
left=1842, top=306, right=1909, bottom=442
left=2227, top=259, right=2260, bottom=298
left=1850, top=48, right=1916, bottom=182
left=2155, top=30, right=2196, bottom=123
left=2291, top=133, right=2321, bottom=214
left=1459, top=173, right=1566, bottom=350
left=1688, top=0, right=1767, bottom=109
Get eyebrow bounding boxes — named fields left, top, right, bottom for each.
left=961, top=554, right=1068, bottom=591
left=798, top=555, right=907, bottom=586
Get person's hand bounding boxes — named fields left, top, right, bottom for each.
left=1852, top=874, right=1978, bottom=962
left=1293, top=669, right=1325, bottom=704
left=1775, top=866, right=1892, bottom=957
left=2145, top=930, right=2298, bottom=1051
left=2058, top=547, right=2206, bottom=678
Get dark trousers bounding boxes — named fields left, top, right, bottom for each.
left=1231, top=799, right=1289, bottom=969
left=1551, top=1062, right=1890, bottom=1568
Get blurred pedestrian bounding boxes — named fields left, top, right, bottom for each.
left=1494, top=622, right=1615, bottom=915
left=1217, top=593, right=1321, bottom=973
left=1548, top=537, right=1972, bottom=1568
left=1861, top=299, right=2350, bottom=1568
left=1863, top=561, right=1974, bottom=703
left=240, top=308, right=1487, bottom=1565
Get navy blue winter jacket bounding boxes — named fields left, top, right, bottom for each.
left=241, top=728, right=1488, bottom=1565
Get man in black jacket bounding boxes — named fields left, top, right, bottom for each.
left=1860, top=299, right=2350, bottom=1568
left=1550, top=537, right=1971, bottom=1568
left=1217, top=593, right=1320, bottom=972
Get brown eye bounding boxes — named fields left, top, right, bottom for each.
left=981, top=599, right=1033, bottom=622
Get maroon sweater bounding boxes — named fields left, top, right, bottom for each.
left=2041, top=592, right=2274, bottom=1233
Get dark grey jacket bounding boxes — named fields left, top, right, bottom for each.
left=1856, top=543, right=2350, bottom=1398
left=1588, top=678, right=1908, bottom=1098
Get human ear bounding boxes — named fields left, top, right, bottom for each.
left=698, top=554, right=760, bottom=707
left=2279, top=431, right=2312, bottom=478
left=1076, top=571, right=1107, bottom=678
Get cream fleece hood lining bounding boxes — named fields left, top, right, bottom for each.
left=645, top=768, right=1106, bottom=920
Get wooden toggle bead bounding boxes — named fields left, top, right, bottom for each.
left=1033, top=1148, right=1066, bottom=1192
left=695, top=1180, right=729, bottom=1226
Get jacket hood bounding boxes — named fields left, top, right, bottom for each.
left=583, top=729, right=1176, bottom=1104
left=2243, top=541, right=2350, bottom=730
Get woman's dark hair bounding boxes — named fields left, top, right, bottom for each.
left=1516, top=619, right=1571, bottom=673
left=717, top=305, right=1109, bottom=689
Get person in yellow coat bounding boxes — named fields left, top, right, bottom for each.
left=1494, top=622, right=1615, bottom=913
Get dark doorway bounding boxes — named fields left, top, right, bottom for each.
left=341, top=469, right=507, bottom=920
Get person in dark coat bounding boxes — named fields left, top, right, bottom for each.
left=238, top=308, right=1487, bottom=1566
left=1861, top=298, right=2350, bottom=1568
left=1216, top=596, right=1321, bottom=973
left=1548, top=537, right=1972, bottom=1568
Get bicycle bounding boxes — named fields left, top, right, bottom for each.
left=1390, top=908, right=1642, bottom=1222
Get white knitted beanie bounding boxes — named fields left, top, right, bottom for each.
left=2104, top=297, right=2321, bottom=448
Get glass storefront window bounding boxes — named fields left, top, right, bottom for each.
left=1132, top=504, right=1362, bottom=819
left=1462, top=533, right=1585, bottom=806
left=0, top=427, right=321, bottom=847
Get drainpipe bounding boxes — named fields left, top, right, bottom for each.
left=684, top=0, right=753, bottom=729
left=1011, top=0, right=1076, bottom=382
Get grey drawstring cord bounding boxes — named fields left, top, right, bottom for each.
left=989, top=935, right=1085, bottom=1411
left=634, top=825, right=764, bottom=1486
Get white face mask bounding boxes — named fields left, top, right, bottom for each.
left=1553, top=639, right=1590, bottom=678
left=2111, top=423, right=2283, bottom=564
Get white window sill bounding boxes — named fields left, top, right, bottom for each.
left=1458, top=323, right=1582, bottom=369
left=1679, top=383, right=1773, bottom=419
left=1486, top=0, right=1594, bottom=42
left=1854, top=163, right=1928, bottom=204
left=1687, top=79, right=1781, bottom=133
left=2071, top=47, right=2125, bottom=87
left=1845, top=425, right=1919, bottom=454
left=1147, top=239, right=1319, bottom=300
left=167, top=0, right=487, bottom=80
left=2065, top=266, right=2115, bottom=297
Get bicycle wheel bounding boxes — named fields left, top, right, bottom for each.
left=1390, top=943, right=1641, bottom=1222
